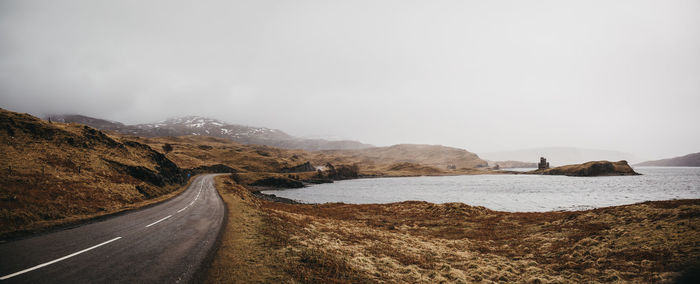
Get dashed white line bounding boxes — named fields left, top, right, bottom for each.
left=145, top=215, right=172, bottom=228
left=0, top=177, right=213, bottom=280
left=0, top=237, right=122, bottom=280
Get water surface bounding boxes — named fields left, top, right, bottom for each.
left=262, top=167, right=700, bottom=212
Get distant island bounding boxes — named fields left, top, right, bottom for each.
left=527, top=160, right=640, bottom=176
left=635, top=152, right=700, bottom=167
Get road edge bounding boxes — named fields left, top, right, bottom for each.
left=191, top=174, right=229, bottom=284
left=0, top=175, right=201, bottom=243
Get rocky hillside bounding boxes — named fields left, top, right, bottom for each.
left=635, top=152, right=700, bottom=167
left=1, top=109, right=187, bottom=237
left=48, top=114, right=372, bottom=151
left=528, top=160, right=640, bottom=176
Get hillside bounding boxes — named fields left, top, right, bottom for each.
left=132, top=137, right=493, bottom=180
left=635, top=152, right=700, bottom=167
left=0, top=109, right=187, bottom=237
left=313, top=144, right=489, bottom=172
left=48, top=114, right=372, bottom=151
left=528, top=160, right=640, bottom=176
left=480, top=147, right=639, bottom=166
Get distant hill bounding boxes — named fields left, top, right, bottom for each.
left=480, top=147, right=639, bottom=167
left=316, top=144, right=489, bottom=170
left=635, top=152, right=700, bottom=167
left=47, top=114, right=372, bottom=151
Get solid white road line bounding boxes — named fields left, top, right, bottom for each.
left=176, top=179, right=205, bottom=213
left=0, top=237, right=122, bottom=281
left=145, top=215, right=172, bottom=228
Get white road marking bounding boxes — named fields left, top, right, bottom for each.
left=175, top=179, right=205, bottom=213
left=145, top=215, right=172, bottom=228
left=0, top=237, right=122, bottom=280
left=0, top=177, right=214, bottom=280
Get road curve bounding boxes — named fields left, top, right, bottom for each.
left=0, top=174, right=225, bottom=283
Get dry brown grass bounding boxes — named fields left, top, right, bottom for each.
left=205, top=175, right=294, bottom=283
left=0, top=109, right=186, bottom=238
left=260, top=199, right=700, bottom=283
left=132, top=136, right=311, bottom=172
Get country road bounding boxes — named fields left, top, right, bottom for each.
left=0, top=174, right=225, bottom=283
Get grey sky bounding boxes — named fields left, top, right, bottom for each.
left=1, top=0, right=699, bottom=160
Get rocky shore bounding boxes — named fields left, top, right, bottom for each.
left=251, top=191, right=301, bottom=204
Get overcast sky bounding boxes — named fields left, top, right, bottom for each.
left=1, top=0, right=699, bottom=160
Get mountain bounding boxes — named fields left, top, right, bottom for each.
left=479, top=147, right=639, bottom=167
left=635, top=152, right=700, bottom=167
left=48, top=114, right=372, bottom=151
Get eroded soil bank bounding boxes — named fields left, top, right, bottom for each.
left=206, top=174, right=700, bottom=283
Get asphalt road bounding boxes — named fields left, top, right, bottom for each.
left=0, top=174, right=225, bottom=283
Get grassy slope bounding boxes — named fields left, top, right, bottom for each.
left=208, top=174, right=700, bottom=283
left=0, top=109, right=186, bottom=238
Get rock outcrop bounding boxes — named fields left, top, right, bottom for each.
left=250, top=177, right=304, bottom=188
left=280, top=162, right=315, bottom=173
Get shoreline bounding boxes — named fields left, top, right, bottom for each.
left=211, top=173, right=700, bottom=282
left=250, top=183, right=700, bottom=214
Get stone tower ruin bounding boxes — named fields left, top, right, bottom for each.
left=538, top=157, right=550, bottom=170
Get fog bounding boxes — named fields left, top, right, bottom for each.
left=1, top=0, right=699, bottom=160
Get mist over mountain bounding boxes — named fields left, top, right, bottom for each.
left=48, top=114, right=372, bottom=151
left=479, top=147, right=639, bottom=167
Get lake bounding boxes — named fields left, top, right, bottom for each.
left=262, top=167, right=700, bottom=212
